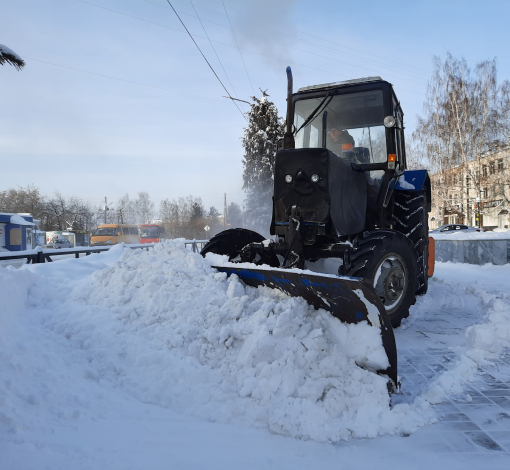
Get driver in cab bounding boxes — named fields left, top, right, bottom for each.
left=326, top=125, right=355, bottom=158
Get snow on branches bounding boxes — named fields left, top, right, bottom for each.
left=0, top=44, right=25, bottom=71
left=242, top=90, right=285, bottom=234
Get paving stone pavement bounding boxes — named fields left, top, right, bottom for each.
left=398, top=348, right=510, bottom=453
left=392, top=289, right=510, bottom=455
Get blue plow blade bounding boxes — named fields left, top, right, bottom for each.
left=213, top=265, right=398, bottom=390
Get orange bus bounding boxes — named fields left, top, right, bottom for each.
left=139, top=224, right=165, bottom=244
left=90, top=224, right=139, bottom=246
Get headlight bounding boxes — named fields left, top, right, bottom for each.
left=285, top=174, right=293, bottom=183
left=106, top=239, right=112, bottom=244
left=311, top=174, right=319, bottom=183
left=383, top=116, right=396, bottom=128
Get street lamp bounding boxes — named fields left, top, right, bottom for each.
left=475, top=197, right=481, bottom=229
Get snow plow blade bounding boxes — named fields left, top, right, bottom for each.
left=213, top=265, right=398, bottom=390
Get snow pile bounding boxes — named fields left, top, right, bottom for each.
left=1, top=240, right=435, bottom=442
left=430, top=230, right=510, bottom=240
left=423, top=284, right=510, bottom=404
left=0, top=268, right=39, bottom=434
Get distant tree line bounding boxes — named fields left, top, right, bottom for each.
left=0, top=185, right=96, bottom=231
left=0, top=185, right=246, bottom=239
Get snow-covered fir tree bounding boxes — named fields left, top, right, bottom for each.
left=242, top=90, right=285, bottom=234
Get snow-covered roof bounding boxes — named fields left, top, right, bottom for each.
left=297, top=76, right=384, bottom=93
left=0, top=212, right=35, bottom=225
left=10, top=214, right=35, bottom=226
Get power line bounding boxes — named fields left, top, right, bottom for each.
left=24, top=57, right=227, bottom=102
left=74, top=0, right=426, bottom=95
left=136, top=0, right=426, bottom=84
left=270, top=39, right=428, bottom=87
left=288, top=27, right=428, bottom=75
left=218, top=1, right=428, bottom=74
left=159, top=0, right=429, bottom=78
left=222, top=0, right=255, bottom=96
left=280, top=34, right=427, bottom=83
left=143, top=0, right=229, bottom=29
left=189, top=0, right=244, bottom=110
left=164, top=0, right=246, bottom=120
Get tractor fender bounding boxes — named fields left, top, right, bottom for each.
left=394, top=170, right=431, bottom=212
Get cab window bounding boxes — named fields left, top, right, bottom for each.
left=294, top=90, right=387, bottom=164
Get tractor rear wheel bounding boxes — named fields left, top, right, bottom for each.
left=200, top=228, right=279, bottom=266
left=340, top=230, right=418, bottom=328
left=393, top=191, right=429, bottom=295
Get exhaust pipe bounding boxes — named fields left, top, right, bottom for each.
left=283, top=66, right=295, bottom=149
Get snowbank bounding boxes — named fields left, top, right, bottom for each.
left=430, top=230, right=510, bottom=240
left=1, top=241, right=434, bottom=443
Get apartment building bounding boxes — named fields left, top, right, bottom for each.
left=429, top=145, right=510, bottom=229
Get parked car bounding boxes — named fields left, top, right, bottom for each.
left=431, top=224, right=481, bottom=234
left=45, top=236, right=73, bottom=249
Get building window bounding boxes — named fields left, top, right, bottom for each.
left=483, top=165, right=488, bottom=177
left=466, top=176, right=471, bottom=187
left=490, top=161, right=496, bottom=174
left=498, top=159, right=504, bottom=172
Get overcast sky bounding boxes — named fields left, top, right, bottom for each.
left=2, top=0, right=510, bottom=214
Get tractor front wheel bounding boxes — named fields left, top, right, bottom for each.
left=340, top=230, right=418, bottom=328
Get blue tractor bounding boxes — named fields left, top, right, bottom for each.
left=202, top=68, right=432, bottom=390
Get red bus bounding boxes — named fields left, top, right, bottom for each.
left=139, top=224, right=165, bottom=244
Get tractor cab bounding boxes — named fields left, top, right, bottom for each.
left=290, top=76, right=406, bottom=173
left=276, top=73, right=409, bottom=232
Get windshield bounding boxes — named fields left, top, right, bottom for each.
left=92, top=227, right=118, bottom=237
left=294, top=90, right=387, bottom=164
left=140, top=226, right=159, bottom=238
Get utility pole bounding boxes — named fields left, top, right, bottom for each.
left=101, top=197, right=115, bottom=224
left=224, top=193, right=227, bottom=228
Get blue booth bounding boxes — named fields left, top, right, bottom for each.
left=0, top=213, right=36, bottom=251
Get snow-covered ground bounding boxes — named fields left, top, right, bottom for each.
left=1, top=241, right=509, bottom=469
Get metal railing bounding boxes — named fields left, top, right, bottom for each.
left=0, top=239, right=209, bottom=265
left=184, top=239, right=208, bottom=253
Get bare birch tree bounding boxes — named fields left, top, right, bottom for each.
left=412, top=53, right=510, bottom=225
